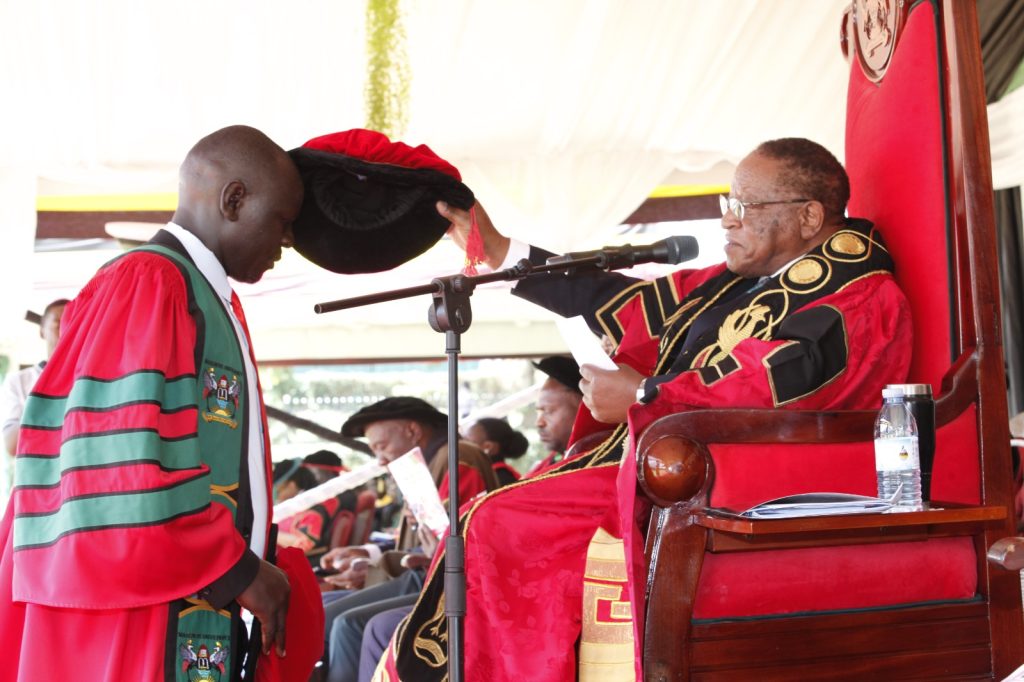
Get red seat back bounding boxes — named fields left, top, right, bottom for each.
left=328, top=509, right=354, bottom=549
left=350, top=490, right=378, bottom=546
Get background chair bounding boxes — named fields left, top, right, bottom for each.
left=635, top=1, right=1024, bottom=679
left=327, top=509, right=355, bottom=550
left=350, top=489, right=378, bottom=547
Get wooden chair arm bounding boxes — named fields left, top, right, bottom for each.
left=634, top=351, right=979, bottom=507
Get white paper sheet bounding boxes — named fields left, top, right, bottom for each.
left=555, top=316, right=617, bottom=370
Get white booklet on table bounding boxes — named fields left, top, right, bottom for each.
left=387, top=447, right=450, bottom=538
left=737, top=485, right=902, bottom=519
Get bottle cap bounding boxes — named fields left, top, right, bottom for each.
left=892, top=383, right=932, bottom=397
left=882, top=386, right=905, bottom=399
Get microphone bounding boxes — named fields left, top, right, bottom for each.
left=545, top=235, right=699, bottom=271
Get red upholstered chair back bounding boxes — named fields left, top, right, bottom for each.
left=709, top=6, right=979, bottom=507
left=350, top=490, right=378, bottom=546
left=328, top=509, right=354, bottom=549
left=707, top=3, right=984, bottom=512
left=845, top=4, right=952, bottom=388
left=844, top=0, right=987, bottom=505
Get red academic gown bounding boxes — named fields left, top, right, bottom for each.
left=379, top=221, right=912, bottom=681
left=0, top=241, right=323, bottom=681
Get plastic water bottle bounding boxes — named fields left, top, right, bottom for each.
left=873, top=385, right=923, bottom=511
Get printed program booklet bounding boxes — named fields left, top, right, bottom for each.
left=387, top=447, right=450, bottom=538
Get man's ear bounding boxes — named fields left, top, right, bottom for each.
left=220, top=180, right=247, bottom=221
left=407, top=420, right=425, bottom=445
left=799, top=200, right=826, bottom=240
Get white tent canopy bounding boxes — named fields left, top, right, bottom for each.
left=1, top=1, right=1021, bottom=363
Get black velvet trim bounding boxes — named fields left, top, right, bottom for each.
left=765, top=307, right=848, bottom=406
left=696, top=354, right=740, bottom=386
left=199, top=548, right=261, bottom=610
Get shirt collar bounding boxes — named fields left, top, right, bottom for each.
left=771, top=253, right=806, bottom=279
left=163, top=222, right=232, bottom=302
left=423, top=431, right=448, bottom=463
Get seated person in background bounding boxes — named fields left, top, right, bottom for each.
left=528, top=355, right=584, bottom=475
left=320, top=396, right=499, bottom=590
left=274, top=458, right=339, bottom=559
left=370, top=472, right=402, bottom=536
left=465, top=417, right=528, bottom=486
left=380, top=138, right=913, bottom=681
left=273, top=458, right=317, bottom=504
left=1, top=298, right=68, bottom=503
left=317, top=397, right=500, bottom=682
left=304, top=448, right=359, bottom=515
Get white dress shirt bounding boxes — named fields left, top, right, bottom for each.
left=163, top=222, right=268, bottom=559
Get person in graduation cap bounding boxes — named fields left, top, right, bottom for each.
left=376, top=138, right=914, bottom=681
left=526, top=355, right=584, bottom=475
left=318, top=396, right=499, bottom=682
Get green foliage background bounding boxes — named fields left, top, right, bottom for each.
left=365, top=0, right=409, bottom=138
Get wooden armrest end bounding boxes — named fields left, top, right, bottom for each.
left=988, top=536, right=1024, bottom=570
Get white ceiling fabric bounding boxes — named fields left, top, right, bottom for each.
left=2, top=1, right=851, bottom=243
left=1, top=1, right=1020, bottom=362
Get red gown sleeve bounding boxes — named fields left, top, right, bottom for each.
left=11, top=253, right=249, bottom=609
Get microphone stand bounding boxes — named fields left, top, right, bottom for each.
left=314, top=251, right=619, bottom=682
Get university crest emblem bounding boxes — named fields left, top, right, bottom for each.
left=179, top=640, right=229, bottom=681
left=202, top=367, right=240, bottom=428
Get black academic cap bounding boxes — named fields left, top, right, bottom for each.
left=288, top=129, right=475, bottom=274
left=533, top=356, right=583, bottom=394
left=341, top=396, right=448, bottom=438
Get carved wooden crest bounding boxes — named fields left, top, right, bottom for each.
left=841, top=0, right=907, bottom=82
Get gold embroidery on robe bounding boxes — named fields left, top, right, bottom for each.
left=412, top=594, right=448, bottom=670
left=579, top=528, right=636, bottom=682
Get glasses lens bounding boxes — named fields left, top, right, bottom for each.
left=720, top=195, right=742, bottom=220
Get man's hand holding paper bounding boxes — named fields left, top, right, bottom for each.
left=579, top=363, right=646, bottom=424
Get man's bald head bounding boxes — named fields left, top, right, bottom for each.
left=179, top=126, right=290, bottom=191
left=173, top=125, right=304, bottom=283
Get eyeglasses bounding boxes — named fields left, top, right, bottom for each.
left=719, top=195, right=811, bottom=221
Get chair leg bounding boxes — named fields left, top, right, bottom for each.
left=643, top=506, right=708, bottom=682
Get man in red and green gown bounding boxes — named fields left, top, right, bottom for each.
left=0, top=125, right=311, bottom=682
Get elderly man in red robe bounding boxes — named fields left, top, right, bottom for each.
left=377, top=138, right=912, bottom=681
